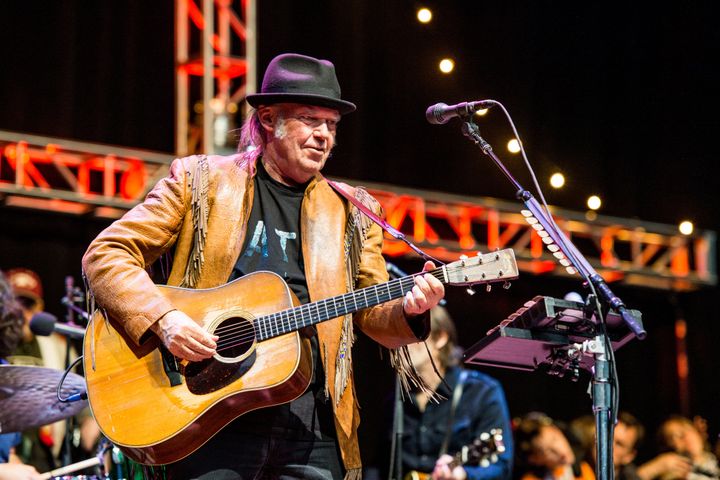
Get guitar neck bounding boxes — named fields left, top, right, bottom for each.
left=255, top=267, right=446, bottom=341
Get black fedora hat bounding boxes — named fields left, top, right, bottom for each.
left=246, top=53, right=356, bottom=115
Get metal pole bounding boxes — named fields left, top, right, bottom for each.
left=201, top=0, right=214, bottom=154
left=592, top=337, right=614, bottom=480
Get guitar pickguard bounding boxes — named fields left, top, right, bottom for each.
left=184, top=349, right=257, bottom=395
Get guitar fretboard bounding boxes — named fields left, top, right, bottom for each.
left=254, top=268, right=446, bottom=341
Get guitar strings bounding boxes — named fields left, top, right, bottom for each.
left=211, top=264, right=494, bottom=354
left=214, top=276, right=421, bottom=352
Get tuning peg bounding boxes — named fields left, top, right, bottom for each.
left=503, top=281, right=511, bottom=290
left=466, top=287, right=477, bottom=296
left=486, top=284, right=492, bottom=292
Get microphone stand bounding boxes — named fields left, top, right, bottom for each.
left=62, top=276, right=75, bottom=467
left=386, top=263, right=405, bottom=480
left=391, top=376, right=405, bottom=480
left=457, top=117, right=647, bottom=480
left=61, top=276, right=87, bottom=468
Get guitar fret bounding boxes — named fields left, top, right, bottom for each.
left=315, top=303, right=322, bottom=324
left=304, top=304, right=312, bottom=327
left=296, top=307, right=302, bottom=331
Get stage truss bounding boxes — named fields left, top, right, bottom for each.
left=1, top=131, right=715, bottom=292
left=175, top=0, right=256, bottom=156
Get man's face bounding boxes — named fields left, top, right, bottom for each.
left=528, top=425, right=576, bottom=470
left=262, top=103, right=341, bottom=185
left=661, top=420, right=705, bottom=458
left=613, top=423, right=638, bottom=467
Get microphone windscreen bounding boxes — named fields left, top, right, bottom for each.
left=29, top=312, right=58, bottom=336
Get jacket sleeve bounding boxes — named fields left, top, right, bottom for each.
left=82, top=157, right=192, bottom=345
left=352, top=215, right=431, bottom=349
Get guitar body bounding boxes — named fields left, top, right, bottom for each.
left=82, top=249, right=519, bottom=466
left=83, top=271, right=313, bottom=465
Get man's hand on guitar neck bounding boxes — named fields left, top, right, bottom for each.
left=432, top=454, right=468, bottom=480
left=151, top=310, right=218, bottom=361
left=403, top=261, right=445, bottom=317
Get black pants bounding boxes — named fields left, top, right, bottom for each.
left=165, top=409, right=343, bottom=480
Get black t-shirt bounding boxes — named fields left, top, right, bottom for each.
left=230, top=161, right=308, bottom=303
left=227, top=161, right=335, bottom=440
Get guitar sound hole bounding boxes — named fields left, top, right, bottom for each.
left=214, top=316, right=256, bottom=361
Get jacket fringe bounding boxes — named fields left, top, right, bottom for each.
left=389, top=345, right=442, bottom=403
left=344, top=467, right=363, bottom=480
left=335, top=187, right=376, bottom=404
left=181, top=155, right=209, bottom=288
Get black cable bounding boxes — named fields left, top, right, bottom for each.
left=56, top=354, right=87, bottom=403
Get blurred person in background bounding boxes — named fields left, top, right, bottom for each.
left=5, top=268, right=100, bottom=472
left=653, top=416, right=718, bottom=480
left=0, top=270, right=41, bottom=479
left=513, top=412, right=594, bottom=480
left=368, top=306, right=513, bottom=480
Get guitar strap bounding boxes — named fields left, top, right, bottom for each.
left=326, top=178, right=443, bottom=265
left=439, top=369, right=469, bottom=457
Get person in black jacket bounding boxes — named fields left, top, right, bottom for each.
left=370, top=305, right=514, bottom=480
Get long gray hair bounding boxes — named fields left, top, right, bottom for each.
left=236, top=109, right=266, bottom=175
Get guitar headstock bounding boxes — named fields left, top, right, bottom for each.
left=444, top=249, right=519, bottom=286
left=459, top=428, right=506, bottom=468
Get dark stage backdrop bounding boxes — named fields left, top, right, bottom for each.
left=1, top=0, right=719, bottom=469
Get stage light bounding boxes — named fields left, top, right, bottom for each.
left=507, top=138, right=521, bottom=153
left=474, top=109, right=489, bottom=116
left=417, top=8, right=432, bottom=23
left=550, top=173, right=565, bottom=189
left=679, top=220, right=694, bottom=235
left=439, top=58, right=455, bottom=74
left=209, top=98, right=224, bottom=113
left=587, top=195, right=602, bottom=210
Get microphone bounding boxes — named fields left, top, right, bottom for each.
left=30, top=312, right=86, bottom=340
left=425, top=100, right=494, bottom=125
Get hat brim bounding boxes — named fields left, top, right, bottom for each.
left=246, top=93, right=356, bottom=115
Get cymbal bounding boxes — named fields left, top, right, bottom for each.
left=0, top=365, right=88, bottom=433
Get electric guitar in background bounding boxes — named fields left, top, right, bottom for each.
left=404, top=429, right=506, bottom=480
left=83, top=250, right=518, bottom=465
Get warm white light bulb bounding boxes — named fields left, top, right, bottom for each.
left=679, top=220, right=694, bottom=235
left=439, top=58, right=455, bottom=74
left=587, top=195, right=602, bottom=210
left=417, top=8, right=432, bottom=23
left=507, top=138, right=521, bottom=153
left=550, top=173, right=565, bottom=189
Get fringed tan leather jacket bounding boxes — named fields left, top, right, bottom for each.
left=82, top=154, right=429, bottom=479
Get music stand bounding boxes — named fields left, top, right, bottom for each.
left=463, top=296, right=642, bottom=376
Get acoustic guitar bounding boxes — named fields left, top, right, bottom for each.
left=83, top=250, right=518, bottom=465
left=404, top=428, right=506, bottom=480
